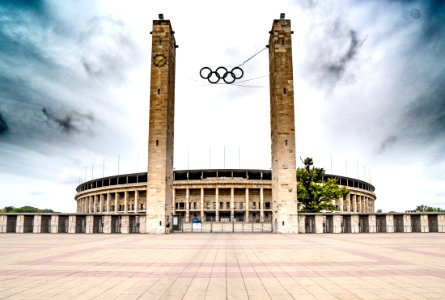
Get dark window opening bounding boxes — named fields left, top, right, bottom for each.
left=156, top=140, right=159, bottom=147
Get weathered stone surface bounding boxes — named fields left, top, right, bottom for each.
left=269, top=18, right=299, bottom=233
left=146, top=19, right=176, bottom=234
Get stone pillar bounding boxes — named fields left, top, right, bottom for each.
left=315, top=215, right=324, bottom=234
left=68, top=215, right=76, bottom=234
left=0, top=215, right=6, bottom=233
left=185, top=188, right=190, bottom=223
left=172, top=188, right=176, bottom=215
left=33, top=215, right=41, bottom=233
left=352, top=194, right=357, bottom=213
left=333, top=215, right=343, bottom=233
left=269, top=16, right=298, bottom=233
left=368, top=214, right=376, bottom=233
left=124, top=191, right=128, bottom=213
left=139, top=216, right=146, bottom=234
left=99, top=194, right=104, bottom=213
left=420, top=214, right=429, bottom=232
left=298, top=215, right=305, bottom=233
left=51, top=215, right=59, bottom=233
left=146, top=18, right=176, bottom=234
left=115, top=192, right=119, bottom=213
left=245, top=188, right=249, bottom=222
left=351, top=215, right=359, bottom=233
left=16, top=215, right=24, bottom=233
left=260, top=188, right=264, bottom=222
left=86, top=215, right=94, bottom=234
left=106, top=193, right=110, bottom=213
left=200, top=188, right=204, bottom=221
left=230, top=188, right=235, bottom=221
left=215, top=188, right=219, bottom=222
left=386, top=215, right=394, bottom=233
left=135, top=191, right=139, bottom=213
left=93, top=196, right=97, bottom=213
left=339, top=196, right=344, bottom=212
left=103, top=215, right=112, bottom=233
left=121, top=216, right=130, bottom=234
left=346, top=193, right=351, bottom=212
left=437, top=214, right=445, bottom=232
left=404, top=214, right=412, bottom=233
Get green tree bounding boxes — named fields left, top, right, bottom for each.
left=0, top=206, right=55, bottom=213
left=297, top=157, right=349, bottom=212
left=415, top=205, right=445, bottom=212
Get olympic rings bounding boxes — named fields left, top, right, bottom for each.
left=200, top=66, right=244, bottom=84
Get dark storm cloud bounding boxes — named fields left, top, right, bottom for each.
left=42, top=108, right=94, bottom=134
left=0, top=1, right=140, bottom=156
left=0, top=112, right=8, bottom=135
left=79, top=16, right=140, bottom=81
left=378, top=135, right=398, bottom=154
left=325, top=29, right=361, bottom=80
left=300, top=6, right=364, bottom=89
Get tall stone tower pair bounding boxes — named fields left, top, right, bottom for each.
left=146, top=14, right=298, bottom=234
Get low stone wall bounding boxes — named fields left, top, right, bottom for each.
left=0, top=213, right=444, bottom=234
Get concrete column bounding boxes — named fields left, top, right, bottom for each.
left=0, top=215, right=6, bottom=233
left=298, top=215, right=305, bottom=233
left=172, top=188, right=176, bottom=215
left=121, top=216, right=130, bottom=234
left=365, top=197, right=368, bottom=213
left=215, top=188, right=219, bottom=222
left=438, top=214, right=445, bottom=232
left=124, top=191, right=128, bottom=213
left=346, top=193, right=351, bottom=212
left=200, top=188, right=204, bottom=221
left=315, top=215, right=324, bottom=233
left=386, top=215, right=394, bottom=233
left=33, top=215, right=41, bottom=233
left=115, top=192, right=119, bottom=213
left=404, top=214, right=412, bottom=233
left=139, top=216, right=146, bottom=234
left=368, top=214, right=376, bottom=233
left=339, top=196, right=344, bottom=212
left=245, top=188, right=249, bottom=222
left=51, top=215, right=59, bottom=233
left=420, top=214, right=429, bottom=232
left=353, top=194, right=357, bottom=212
left=230, top=188, right=234, bottom=221
left=185, top=188, right=190, bottom=223
left=99, top=194, right=104, bottom=213
left=351, top=215, right=359, bottom=233
left=260, top=188, right=264, bottom=222
left=333, top=215, right=343, bottom=233
left=84, top=198, right=87, bottom=213
left=86, top=215, right=94, bottom=234
left=135, top=191, right=139, bottom=213
left=94, top=196, right=98, bottom=213
left=106, top=193, right=110, bottom=213
left=68, top=215, right=76, bottom=234
left=16, top=215, right=24, bottom=233
left=103, top=215, right=112, bottom=233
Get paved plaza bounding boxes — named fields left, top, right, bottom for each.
left=0, top=233, right=444, bottom=299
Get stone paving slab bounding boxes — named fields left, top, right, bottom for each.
left=0, top=233, right=444, bottom=299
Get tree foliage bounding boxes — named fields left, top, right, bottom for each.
left=297, top=157, right=349, bottom=212
left=415, top=205, right=445, bottom=212
left=0, top=206, right=55, bottom=213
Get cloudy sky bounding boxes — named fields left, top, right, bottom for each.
left=0, top=0, right=444, bottom=213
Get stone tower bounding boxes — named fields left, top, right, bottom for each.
left=146, top=16, right=176, bottom=234
left=268, top=15, right=299, bottom=233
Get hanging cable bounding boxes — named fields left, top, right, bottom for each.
left=236, top=47, right=267, bottom=67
